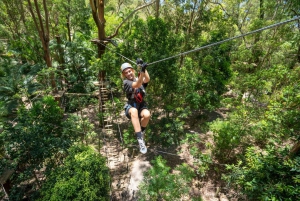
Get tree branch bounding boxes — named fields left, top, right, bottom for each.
left=33, top=0, right=46, bottom=41
left=209, top=1, right=231, bottom=17
left=43, top=0, right=50, bottom=38
left=285, top=141, right=300, bottom=160
left=107, top=1, right=155, bottom=39
left=89, top=0, right=101, bottom=29
left=89, top=0, right=96, bottom=11
left=19, top=1, right=27, bottom=32
left=27, top=0, right=43, bottom=44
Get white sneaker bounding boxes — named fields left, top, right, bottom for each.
left=137, top=137, right=147, bottom=154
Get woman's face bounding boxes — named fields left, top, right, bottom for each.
left=123, top=68, right=134, bottom=80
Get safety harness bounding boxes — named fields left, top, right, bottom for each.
left=124, top=77, right=147, bottom=109
left=134, top=88, right=145, bottom=103
left=127, top=86, right=146, bottom=103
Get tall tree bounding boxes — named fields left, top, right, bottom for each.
left=88, top=0, right=155, bottom=116
left=89, top=0, right=154, bottom=81
left=252, top=0, right=264, bottom=64
left=27, top=0, right=57, bottom=90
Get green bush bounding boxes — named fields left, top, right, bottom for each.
left=150, top=117, right=185, bottom=146
left=210, top=119, right=244, bottom=159
left=2, top=96, right=81, bottom=200
left=122, top=124, right=136, bottom=146
left=223, top=146, right=300, bottom=201
left=137, top=155, right=196, bottom=201
left=38, top=145, right=110, bottom=201
left=181, top=133, right=212, bottom=177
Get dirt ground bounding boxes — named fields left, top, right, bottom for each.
left=93, top=106, right=240, bottom=201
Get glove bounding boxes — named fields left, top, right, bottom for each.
left=136, top=58, right=143, bottom=65
left=141, top=62, right=147, bottom=73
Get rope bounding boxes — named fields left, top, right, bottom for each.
left=97, top=41, right=136, bottom=65
left=150, top=148, right=178, bottom=156
left=148, top=16, right=300, bottom=66
left=97, top=16, right=300, bottom=66
left=127, top=144, right=180, bottom=156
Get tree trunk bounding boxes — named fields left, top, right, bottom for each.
left=56, top=36, right=67, bottom=90
left=297, top=18, right=300, bottom=63
left=288, top=141, right=300, bottom=158
left=156, top=0, right=160, bottom=18
left=66, top=0, right=72, bottom=42
left=90, top=0, right=107, bottom=80
left=33, top=171, right=41, bottom=189
left=27, top=0, right=57, bottom=91
left=97, top=0, right=106, bottom=81
left=252, top=0, right=264, bottom=65
left=180, top=0, right=197, bottom=67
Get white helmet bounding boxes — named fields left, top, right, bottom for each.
left=121, top=63, right=133, bottom=72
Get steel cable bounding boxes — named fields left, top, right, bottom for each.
left=97, top=16, right=300, bottom=66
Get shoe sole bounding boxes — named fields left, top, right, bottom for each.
left=140, top=148, right=147, bottom=154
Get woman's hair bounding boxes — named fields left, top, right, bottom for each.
left=121, top=68, right=135, bottom=79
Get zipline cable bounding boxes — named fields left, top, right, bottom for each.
left=97, top=16, right=300, bottom=66
left=148, top=16, right=300, bottom=66
left=97, top=41, right=136, bottom=64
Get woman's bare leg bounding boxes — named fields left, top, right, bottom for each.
left=129, top=107, right=141, bottom=132
left=140, top=109, right=151, bottom=127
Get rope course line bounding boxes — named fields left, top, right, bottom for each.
left=149, top=148, right=178, bottom=156
left=96, top=40, right=136, bottom=65
left=96, top=16, right=300, bottom=66
left=148, top=16, right=300, bottom=66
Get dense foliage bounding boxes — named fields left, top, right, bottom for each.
left=223, top=146, right=300, bottom=200
left=1, top=96, right=71, bottom=199
left=0, top=0, right=299, bottom=200
left=138, top=156, right=196, bottom=201
left=37, top=145, right=110, bottom=201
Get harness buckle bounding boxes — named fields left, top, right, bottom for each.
left=134, top=91, right=143, bottom=103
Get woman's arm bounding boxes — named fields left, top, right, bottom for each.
left=143, top=69, right=150, bottom=83
left=131, top=72, right=144, bottom=88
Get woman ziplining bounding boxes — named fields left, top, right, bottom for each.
left=121, top=58, right=151, bottom=154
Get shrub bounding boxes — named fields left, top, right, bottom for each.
left=38, top=145, right=110, bottom=201
left=223, top=146, right=300, bottom=201
left=137, top=155, right=195, bottom=201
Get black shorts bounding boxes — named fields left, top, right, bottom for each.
left=124, top=101, right=148, bottom=119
